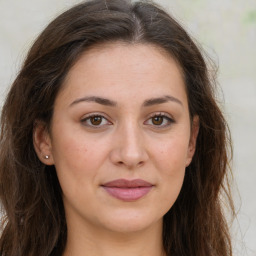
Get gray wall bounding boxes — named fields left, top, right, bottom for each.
left=0, top=0, right=255, bottom=255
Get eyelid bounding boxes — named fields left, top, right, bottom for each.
left=147, top=111, right=174, bottom=120
left=80, top=112, right=113, bottom=127
left=144, top=112, right=175, bottom=128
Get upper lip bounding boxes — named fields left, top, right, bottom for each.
left=102, top=179, right=153, bottom=188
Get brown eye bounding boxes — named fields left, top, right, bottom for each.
left=81, top=114, right=111, bottom=128
left=152, top=116, right=164, bottom=125
left=144, top=113, right=174, bottom=128
left=90, top=116, right=102, bottom=125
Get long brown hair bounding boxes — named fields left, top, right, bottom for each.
left=0, top=0, right=234, bottom=255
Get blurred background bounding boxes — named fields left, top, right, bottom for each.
left=0, top=0, right=255, bottom=255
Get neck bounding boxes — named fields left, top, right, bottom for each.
left=63, top=218, right=166, bottom=256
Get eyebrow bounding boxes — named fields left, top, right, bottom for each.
left=69, top=95, right=182, bottom=107
left=70, top=96, right=117, bottom=107
left=143, top=95, right=183, bottom=107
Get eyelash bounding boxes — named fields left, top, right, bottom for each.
left=81, top=113, right=112, bottom=128
left=144, top=112, right=175, bottom=128
left=80, top=112, right=175, bottom=129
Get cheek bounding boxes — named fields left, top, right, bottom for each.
left=158, top=143, right=186, bottom=183
left=151, top=137, right=188, bottom=202
left=51, top=133, right=106, bottom=205
left=50, top=127, right=107, bottom=187
left=154, top=136, right=189, bottom=172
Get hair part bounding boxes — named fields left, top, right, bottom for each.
left=0, top=0, right=234, bottom=255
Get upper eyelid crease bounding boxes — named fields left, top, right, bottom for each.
left=81, top=114, right=112, bottom=127
left=81, top=113, right=111, bottom=121
left=81, top=112, right=174, bottom=122
left=80, top=113, right=174, bottom=129
left=148, top=112, right=173, bottom=117
left=147, top=112, right=175, bottom=121
left=144, top=118, right=174, bottom=129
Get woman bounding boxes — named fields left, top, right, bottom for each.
left=0, top=0, right=235, bottom=255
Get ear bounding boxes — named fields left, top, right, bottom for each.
left=33, top=121, right=55, bottom=165
left=186, top=115, right=200, bottom=167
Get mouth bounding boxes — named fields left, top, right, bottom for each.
left=101, top=179, right=153, bottom=201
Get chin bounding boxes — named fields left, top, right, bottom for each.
left=97, top=208, right=163, bottom=234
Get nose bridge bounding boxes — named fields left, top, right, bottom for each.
left=111, top=117, right=148, bottom=168
left=122, top=119, right=142, bottom=153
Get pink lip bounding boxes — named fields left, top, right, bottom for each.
left=101, top=179, right=153, bottom=201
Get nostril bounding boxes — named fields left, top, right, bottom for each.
left=138, top=161, right=144, bottom=166
left=116, top=160, right=144, bottom=168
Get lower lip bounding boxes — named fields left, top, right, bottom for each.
left=102, top=186, right=153, bottom=201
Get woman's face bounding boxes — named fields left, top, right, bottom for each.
left=35, top=42, right=198, bottom=234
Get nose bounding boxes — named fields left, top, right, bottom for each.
left=109, top=121, right=149, bottom=169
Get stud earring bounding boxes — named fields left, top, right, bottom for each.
left=45, top=155, right=49, bottom=159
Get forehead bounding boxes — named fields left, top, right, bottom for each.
left=59, top=42, right=187, bottom=107
left=64, top=41, right=184, bottom=79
